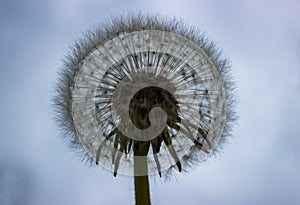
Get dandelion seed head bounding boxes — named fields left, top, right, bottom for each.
left=53, top=13, right=238, bottom=177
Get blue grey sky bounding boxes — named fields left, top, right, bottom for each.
left=0, top=0, right=299, bottom=204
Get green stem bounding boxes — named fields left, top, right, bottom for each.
left=134, top=174, right=150, bottom=205
left=134, top=142, right=151, bottom=205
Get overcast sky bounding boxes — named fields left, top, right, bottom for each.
left=0, top=0, right=300, bottom=205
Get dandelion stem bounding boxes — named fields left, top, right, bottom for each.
left=134, top=141, right=151, bottom=205
left=134, top=173, right=151, bottom=205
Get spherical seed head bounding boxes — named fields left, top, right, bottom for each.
left=53, top=13, right=238, bottom=178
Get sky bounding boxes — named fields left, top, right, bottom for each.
left=0, top=0, right=300, bottom=205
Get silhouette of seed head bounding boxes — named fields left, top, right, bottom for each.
left=53, top=13, right=238, bottom=178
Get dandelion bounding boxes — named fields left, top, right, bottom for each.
left=53, top=13, right=237, bottom=205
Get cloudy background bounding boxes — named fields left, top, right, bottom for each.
left=0, top=0, right=299, bottom=204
